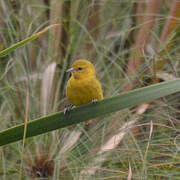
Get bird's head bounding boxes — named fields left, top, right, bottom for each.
left=66, top=59, right=96, bottom=79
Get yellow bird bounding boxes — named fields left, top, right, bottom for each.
left=65, top=59, right=103, bottom=109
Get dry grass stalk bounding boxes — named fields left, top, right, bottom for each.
left=60, top=130, right=82, bottom=154
left=128, top=1, right=180, bottom=138
left=0, top=3, right=5, bottom=51
left=49, top=0, right=63, bottom=62
left=79, top=104, right=153, bottom=177
left=79, top=116, right=142, bottom=178
left=83, top=0, right=100, bottom=58
left=160, top=0, right=180, bottom=44
left=41, top=62, right=57, bottom=115
left=155, top=0, right=180, bottom=71
left=79, top=102, right=153, bottom=177
left=127, top=163, right=132, bottom=180
left=136, top=0, right=146, bottom=25
left=123, top=0, right=162, bottom=92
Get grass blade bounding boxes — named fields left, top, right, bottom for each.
left=0, top=24, right=59, bottom=57
left=0, top=79, right=180, bottom=146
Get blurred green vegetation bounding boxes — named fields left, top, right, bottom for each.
left=0, top=0, right=180, bottom=179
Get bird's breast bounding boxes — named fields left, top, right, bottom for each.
left=66, top=77, right=103, bottom=106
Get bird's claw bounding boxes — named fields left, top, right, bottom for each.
left=92, top=99, right=98, bottom=104
left=64, top=104, right=74, bottom=114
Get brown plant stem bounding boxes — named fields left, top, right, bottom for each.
left=155, top=0, right=180, bottom=71
left=122, top=0, right=162, bottom=92
left=160, top=0, right=180, bottom=44
left=83, top=0, right=100, bottom=59
left=49, top=0, right=63, bottom=62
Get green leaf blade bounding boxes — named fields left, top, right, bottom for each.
left=0, top=79, right=180, bottom=146
left=0, top=24, right=59, bottom=57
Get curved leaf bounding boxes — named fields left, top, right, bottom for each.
left=0, top=79, right=180, bottom=146
left=0, top=24, right=59, bottom=57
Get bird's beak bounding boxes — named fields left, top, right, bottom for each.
left=66, top=67, right=76, bottom=73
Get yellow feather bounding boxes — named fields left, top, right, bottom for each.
left=66, top=59, right=103, bottom=106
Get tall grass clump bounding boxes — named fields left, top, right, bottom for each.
left=0, top=0, right=180, bottom=179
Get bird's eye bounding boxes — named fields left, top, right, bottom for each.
left=78, top=67, right=83, bottom=71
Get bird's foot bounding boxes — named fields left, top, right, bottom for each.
left=64, top=104, right=74, bottom=114
left=92, top=99, right=98, bottom=104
